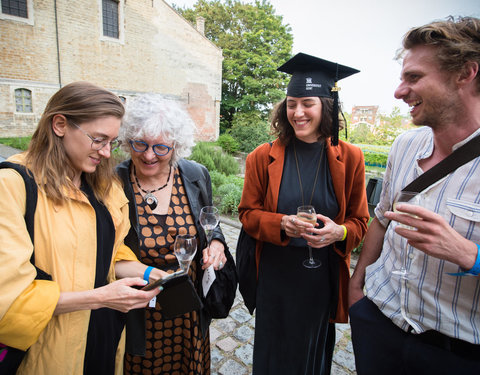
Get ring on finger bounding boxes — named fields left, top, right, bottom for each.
left=290, top=217, right=295, bottom=223
left=320, top=236, right=325, bottom=242
left=210, top=254, right=215, bottom=259
left=219, top=261, right=224, bottom=269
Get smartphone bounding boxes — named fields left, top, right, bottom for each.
left=141, top=270, right=186, bottom=291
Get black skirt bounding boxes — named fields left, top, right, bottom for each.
left=253, top=242, right=334, bottom=375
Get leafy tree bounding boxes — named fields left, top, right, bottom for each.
left=349, top=122, right=375, bottom=144
left=174, top=0, right=293, bottom=129
left=227, top=110, right=273, bottom=153
left=377, top=106, right=412, bottom=145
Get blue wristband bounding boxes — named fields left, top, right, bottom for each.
left=143, top=266, right=154, bottom=282
left=448, top=244, right=480, bottom=277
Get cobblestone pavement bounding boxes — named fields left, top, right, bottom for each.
left=213, top=217, right=357, bottom=375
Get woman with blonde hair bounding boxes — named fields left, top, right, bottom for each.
left=0, top=82, right=165, bottom=375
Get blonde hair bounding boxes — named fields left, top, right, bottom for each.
left=25, top=81, right=125, bottom=203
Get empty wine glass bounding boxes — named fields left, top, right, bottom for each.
left=174, top=234, right=197, bottom=273
left=297, top=205, right=321, bottom=268
left=199, top=206, right=220, bottom=248
left=391, top=191, right=423, bottom=279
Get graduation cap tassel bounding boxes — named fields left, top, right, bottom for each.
left=331, top=82, right=340, bottom=146
left=331, top=89, right=339, bottom=146
left=331, top=62, right=340, bottom=146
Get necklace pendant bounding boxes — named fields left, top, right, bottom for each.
left=144, top=192, right=158, bottom=210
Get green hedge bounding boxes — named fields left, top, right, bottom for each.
left=217, top=134, right=239, bottom=155
left=0, top=137, right=31, bottom=151
left=189, top=143, right=243, bottom=216
left=363, top=151, right=388, bottom=167
left=189, top=142, right=239, bottom=176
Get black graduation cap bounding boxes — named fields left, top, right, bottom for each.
left=277, top=52, right=359, bottom=145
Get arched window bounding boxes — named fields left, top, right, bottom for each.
left=15, top=88, right=32, bottom=113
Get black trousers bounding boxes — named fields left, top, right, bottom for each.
left=349, top=296, right=480, bottom=375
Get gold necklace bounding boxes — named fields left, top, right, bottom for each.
left=293, top=141, right=324, bottom=207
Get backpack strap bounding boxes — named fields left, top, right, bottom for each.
left=0, top=162, right=51, bottom=280
left=0, top=162, right=37, bottom=244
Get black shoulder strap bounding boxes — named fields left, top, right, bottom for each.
left=0, top=162, right=37, bottom=243
left=0, top=162, right=51, bottom=280
left=402, top=135, right=480, bottom=195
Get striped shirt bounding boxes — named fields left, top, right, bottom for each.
left=365, top=126, right=480, bottom=344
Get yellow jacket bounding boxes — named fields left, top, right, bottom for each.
left=0, top=154, right=137, bottom=374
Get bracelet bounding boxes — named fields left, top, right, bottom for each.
left=467, top=244, right=480, bottom=275
left=143, top=266, right=154, bottom=282
left=448, top=243, right=480, bottom=277
left=340, top=225, right=347, bottom=241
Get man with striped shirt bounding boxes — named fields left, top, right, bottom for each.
left=349, top=16, right=480, bottom=374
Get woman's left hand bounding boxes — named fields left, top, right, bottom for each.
left=302, top=214, right=344, bottom=248
left=202, top=239, right=227, bottom=270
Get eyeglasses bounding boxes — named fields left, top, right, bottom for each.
left=70, top=121, right=121, bottom=151
left=129, top=140, right=173, bottom=156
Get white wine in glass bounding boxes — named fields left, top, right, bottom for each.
left=173, top=234, right=197, bottom=273
left=391, top=191, right=423, bottom=279
left=297, top=205, right=321, bottom=268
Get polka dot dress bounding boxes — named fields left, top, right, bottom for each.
left=124, top=169, right=211, bottom=375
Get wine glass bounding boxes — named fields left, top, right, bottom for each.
left=173, top=234, right=197, bottom=273
left=391, top=191, right=423, bottom=279
left=199, top=206, right=220, bottom=248
left=297, top=205, right=321, bottom=268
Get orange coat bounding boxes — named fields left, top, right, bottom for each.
left=238, top=138, right=369, bottom=323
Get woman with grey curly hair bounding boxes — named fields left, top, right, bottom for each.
left=119, top=94, right=195, bottom=166
left=116, top=94, right=228, bottom=374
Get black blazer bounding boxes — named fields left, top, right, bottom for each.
left=116, top=158, right=227, bottom=356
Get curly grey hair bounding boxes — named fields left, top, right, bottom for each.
left=119, top=94, right=196, bottom=166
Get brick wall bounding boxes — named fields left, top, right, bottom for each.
left=0, top=0, right=222, bottom=139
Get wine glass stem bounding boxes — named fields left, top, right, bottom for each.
left=403, top=248, right=409, bottom=274
left=207, top=231, right=213, bottom=249
left=308, top=246, right=315, bottom=264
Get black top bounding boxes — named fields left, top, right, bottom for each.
left=81, top=178, right=126, bottom=375
left=277, top=138, right=339, bottom=247
left=253, top=138, right=340, bottom=374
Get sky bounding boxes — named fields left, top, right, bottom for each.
left=168, top=0, right=480, bottom=115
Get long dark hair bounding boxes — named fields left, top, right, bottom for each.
left=270, top=97, right=343, bottom=145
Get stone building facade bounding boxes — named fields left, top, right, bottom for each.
left=0, top=0, right=223, bottom=139
left=350, top=105, right=379, bottom=128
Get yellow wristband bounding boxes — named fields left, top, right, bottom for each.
left=340, top=225, right=347, bottom=241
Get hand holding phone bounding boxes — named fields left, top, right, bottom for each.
left=140, top=270, right=203, bottom=318
left=142, top=270, right=186, bottom=291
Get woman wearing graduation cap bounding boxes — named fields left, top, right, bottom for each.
left=238, top=53, right=369, bottom=374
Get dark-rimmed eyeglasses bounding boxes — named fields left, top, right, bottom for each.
left=70, top=121, right=121, bottom=151
left=129, top=140, right=173, bottom=156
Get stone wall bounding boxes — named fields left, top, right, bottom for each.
left=0, top=0, right=222, bottom=139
